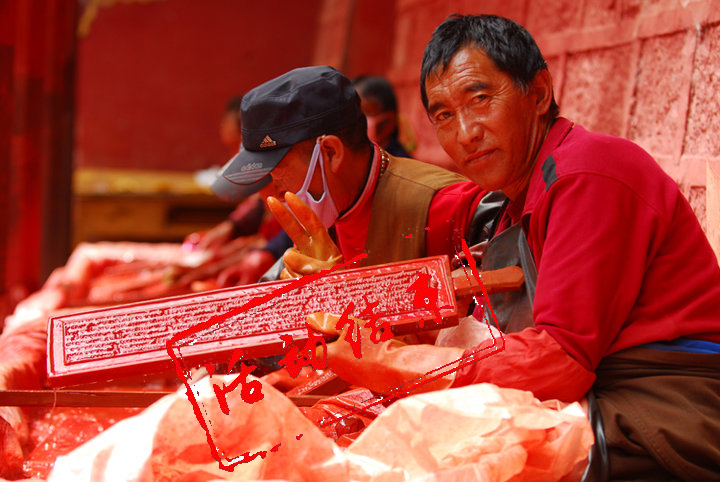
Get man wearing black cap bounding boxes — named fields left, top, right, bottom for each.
left=213, top=66, right=498, bottom=278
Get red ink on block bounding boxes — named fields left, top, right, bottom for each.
left=359, top=296, right=393, bottom=344
left=162, top=253, right=471, bottom=471
left=407, top=272, right=442, bottom=327
left=212, top=356, right=264, bottom=414
left=278, top=326, right=328, bottom=378
left=167, top=254, right=369, bottom=471
left=318, top=239, right=505, bottom=428
left=335, top=303, right=363, bottom=359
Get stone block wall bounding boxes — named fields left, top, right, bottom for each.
left=380, top=0, right=720, bottom=229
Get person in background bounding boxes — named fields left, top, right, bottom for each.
left=185, top=94, right=292, bottom=286
left=218, top=95, right=244, bottom=155
left=352, top=75, right=411, bottom=158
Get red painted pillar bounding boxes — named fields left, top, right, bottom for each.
left=0, top=0, right=77, bottom=324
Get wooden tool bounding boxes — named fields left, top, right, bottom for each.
left=0, top=389, right=325, bottom=408
left=48, top=256, right=524, bottom=388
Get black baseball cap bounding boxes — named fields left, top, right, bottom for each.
left=211, top=66, right=362, bottom=201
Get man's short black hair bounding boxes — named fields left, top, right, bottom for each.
left=420, top=14, right=558, bottom=118
left=353, top=75, right=398, bottom=113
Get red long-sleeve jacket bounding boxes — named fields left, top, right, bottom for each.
left=453, top=118, right=720, bottom=401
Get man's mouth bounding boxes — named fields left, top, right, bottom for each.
left=464, top=149, right=496, bottom=166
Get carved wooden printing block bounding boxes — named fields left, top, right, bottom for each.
left=48, top=256, right=457, bottom=387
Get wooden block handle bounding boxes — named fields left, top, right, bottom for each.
left=452, top=265, right=525, bottom=297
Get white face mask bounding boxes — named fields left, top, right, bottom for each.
left=295, top=139, right=339, bottom=228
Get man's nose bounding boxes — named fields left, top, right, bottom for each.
left=456, top=109, right=483, bottom=149
left=366, top=117, right=379, bottom=144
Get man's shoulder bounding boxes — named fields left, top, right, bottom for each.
left=545, top=123, right=673, bottom=193
left=384, top=155, right=469, bottom=190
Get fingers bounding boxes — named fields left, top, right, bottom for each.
left=451, top=240, right=488, bottom=269
left=283, top=248, right=317, bottom=276
left=265, top=196, right=312, bottom=253
left=306, top=312, right=341, bottom=334
left=283, top=248, right=341, bottom=276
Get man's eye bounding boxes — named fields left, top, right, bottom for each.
left=472, top=94, right=488, bottom=104
left=433, top=111, right=452, bottom=123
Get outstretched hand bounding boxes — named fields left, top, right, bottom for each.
left=265, top=192, right=342, bottom=278
left=305, top=312, right=463, bottom=395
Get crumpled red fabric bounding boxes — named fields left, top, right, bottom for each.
left=49, top=376, right=592, bottom=481
left=299, top=388, right=385, bottom=447
left=345, top=383, right=593, bottom=481
left=49, top=374, right=348, bottom=481
left=0, top=317, right=48, bottom=478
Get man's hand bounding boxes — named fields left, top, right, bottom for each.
left=306, top=312, right=464, bottom=396
left=450, top=240, right=487, bottom=269
left=265, top=193, right=342, bottom=278
left=183, top=220, right=233, bottom=252
left=216, top=249, right=276, bottom=287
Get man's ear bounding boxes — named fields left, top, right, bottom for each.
left=531, top=69, right=554, bottom=117
left=320, top=135, right=345, bottom=174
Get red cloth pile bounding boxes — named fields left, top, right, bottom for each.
left=47, top=377, right=592, bottom=481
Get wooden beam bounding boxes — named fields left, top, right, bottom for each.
left=0, top=389, right=325, bottom=408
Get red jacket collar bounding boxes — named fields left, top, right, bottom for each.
left=521, top=117, right=574, bottom=219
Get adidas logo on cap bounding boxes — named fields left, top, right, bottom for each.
left=259, top=135, right=277, bottom=148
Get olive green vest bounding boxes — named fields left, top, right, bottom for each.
left=361, top=155, right=468, bottom=266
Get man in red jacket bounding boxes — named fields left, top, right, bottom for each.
left=312, top=14, right=720, bottom=479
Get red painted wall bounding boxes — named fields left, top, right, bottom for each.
left=75, top=0, right=720, bottom=224
left=75, top=0, right=322, bottom=172
left=382, top=0, right=720, bottom=229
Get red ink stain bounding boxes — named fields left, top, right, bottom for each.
left=167, top=254, right=367, bottom=471
left=278, top=327, right=328, bottom=378
left=170, top=248, right=504, bottom=470
left=359, top=296, right=393, bottom=344
left=318, top=240, right=504, bottom=428
left=406, top=272, right=442, bottom=326
left=212, top=360, right=264, bottom=414
left=404, top=234, right=413, bottom=238
left=334, top=302, right=363, bottom=359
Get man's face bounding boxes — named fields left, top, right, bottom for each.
left=360, top=96, right=396, bottom=149
left=219, top=111, right=242, bottom=154
left=257, top=142, right=323, bottom=201
left=424, top=46, right=541, bottom=199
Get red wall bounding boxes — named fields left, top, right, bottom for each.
left=382, top=0, right=720, bottom=230
left=75, top=0, right=322, bottom=172
left=75, top=0, right=720, bottom=225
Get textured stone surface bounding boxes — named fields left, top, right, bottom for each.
left=561, top=43, right=636, bottom=137
left=707, top=161, right=720, bottom=263
left=584, top=0, right=620, bottom=27
left=628, top=31, right=695, bottom=162
left=388, top=0, right=718, bottom=233
left=526, top=0, right=583, bottom=34
left=458, top=0, right=527, bottom=23
left=685, top=23, right=720, bottom=157
left=545, top=55, right=566, bottom=106
left=687, top=186, right=707, bottom=232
